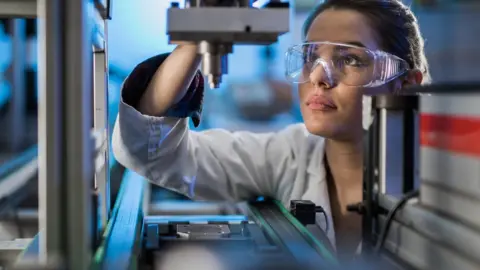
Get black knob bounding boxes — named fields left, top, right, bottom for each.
left=346, top=202, right=365, bottom=215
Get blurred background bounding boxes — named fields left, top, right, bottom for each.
left=0, top=0, right=479, bottom=251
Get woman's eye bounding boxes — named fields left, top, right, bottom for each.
left=341, top=55, right=363, bottom=67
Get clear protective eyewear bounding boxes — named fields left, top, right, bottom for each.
left=285, top=41, right=410, bottom=87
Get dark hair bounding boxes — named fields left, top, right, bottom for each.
left=303, top=0, right=431, bottom=84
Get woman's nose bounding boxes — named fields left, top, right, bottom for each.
left=309, top=59, right=334, bottom=88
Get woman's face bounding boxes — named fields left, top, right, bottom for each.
left=299, top=8, right=388, bottom=141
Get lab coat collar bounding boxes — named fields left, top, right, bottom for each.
left=305, top=132, right=327, bottom=183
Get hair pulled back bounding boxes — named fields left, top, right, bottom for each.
left=303, top=0, right=431, bottom=84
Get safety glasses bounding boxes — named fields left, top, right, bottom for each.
left=285, top=41, right=410, bottom=87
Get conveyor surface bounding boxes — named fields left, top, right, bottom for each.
left=90, top=168, right=338, bottom=270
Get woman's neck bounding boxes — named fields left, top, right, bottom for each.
left=325, top=138, right=363, bottom=175
left=324, top=138, right=363, bottom=213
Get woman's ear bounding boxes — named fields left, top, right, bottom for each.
left=392, top=69, right=423, bottom=94
left=403, top=69, right=423, bottom=88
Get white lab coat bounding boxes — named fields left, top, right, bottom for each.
left=112, top=98, right=336, bottom=247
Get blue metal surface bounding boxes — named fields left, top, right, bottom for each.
left=0, top=145, right=37, bottom=180
left=101, top=170, right=144, bottom=269
left=144, top=215, right=247, bottom=223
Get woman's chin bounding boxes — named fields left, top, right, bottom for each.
left=304, top=122, right=337, bottom=138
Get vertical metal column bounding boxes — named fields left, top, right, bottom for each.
left=38, top=0, right=93, bottom=268
left=375, top=95, right=419, bottom=195
left=361, top=94, right=419, bottom=252
left=93, top=17, right=110, bottom=230
left=37, top=0, right=63, bottom=263
left=361, top=103, right=379, bottom=252
left=6, top=19, right=26, bottom=152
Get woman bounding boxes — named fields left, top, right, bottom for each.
left=112, top=0, right=431, bottom=259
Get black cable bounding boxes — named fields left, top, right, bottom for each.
left=315, top=206, right=329, bottom=233
left=373, top=190, right=420, bottom=254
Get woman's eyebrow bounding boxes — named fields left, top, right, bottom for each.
left=344, top=41, right=366, bottom=48
left=305, top=40, right=367, bottom=48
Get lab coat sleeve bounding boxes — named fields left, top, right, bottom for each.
left=112, top=54, right=305, bottom=202
left=113, top=109, right=305, bottom=201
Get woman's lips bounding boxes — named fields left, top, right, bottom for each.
left=306, top=95, right=337, bottom=111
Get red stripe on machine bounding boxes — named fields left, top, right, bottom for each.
left=420, top=114, right=480, bottom=157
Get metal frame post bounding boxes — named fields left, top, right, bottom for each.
left=375, top=95, right=419, bottom=195
left=38, top=0, right=94, bottom=268
left=93, top=17, right=110, bottom=230
left=362, top=104, right=379, bottom=252
left=362, top=95, right=419, bottom=251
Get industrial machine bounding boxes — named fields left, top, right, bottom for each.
left=166, top=0, right=290, bottom=89
left=0, top=0, right=479, bottom=269
left=0, top=0, right=113, bottom=269
left=89, top=172, right=338, bottom=270
left=357, top=84, right=480, bottom=270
